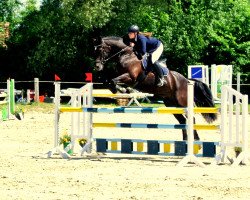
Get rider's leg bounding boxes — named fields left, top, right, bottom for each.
left=151, top=43, right=165, bottom=87
left=154, top=61, right=166, bottom=87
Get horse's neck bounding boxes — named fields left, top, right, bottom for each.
left=104, top=37, right=139, bottom=66
left=120, top=50, right=138, bottom=64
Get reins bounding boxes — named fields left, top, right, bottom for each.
left=102, top=47, right=128, bottom=64
left=95, top=42, right=128, bottom=64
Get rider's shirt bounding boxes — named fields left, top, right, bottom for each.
left=132, top=34, right=161, bottom=57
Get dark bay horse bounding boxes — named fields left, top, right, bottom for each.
left=94, top=36, right=217, bottom=140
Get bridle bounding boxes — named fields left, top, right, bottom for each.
left=95, top=41, right=128, bottom=64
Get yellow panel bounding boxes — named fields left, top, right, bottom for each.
left=194, top=124, right=219, bottom=130
left=164, top=143, right=171, bottom=153
left=194, top=107, right=219, bottom=113
left=111, top=141, right=118, bottom=151
left=93, top=123, right=116, bottom=128
left=93, top=94, right=117, bottom=97
left=137, top=142, right=144, bottom=152
left=59, top=107, right=82, bottom=112
left=157, top=107, right=185, bottom=114
left=193, top=144, right=200, bottom=154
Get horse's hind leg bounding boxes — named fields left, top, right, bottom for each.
left=193, top=117, right=200, bottom=140
left=173, top=114, right=200, bottom=141
left=173, top=114, right=188, bottom=140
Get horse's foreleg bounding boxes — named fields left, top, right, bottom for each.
left=110, top=73, right=134, bottom=93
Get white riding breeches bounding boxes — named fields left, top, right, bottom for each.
left=151, top=42, right=163, bottom=64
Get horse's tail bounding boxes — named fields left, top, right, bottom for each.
left=191, top=79, right=217, bottom=123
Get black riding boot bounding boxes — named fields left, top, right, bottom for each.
left=153, top=61, right=166, bottom=87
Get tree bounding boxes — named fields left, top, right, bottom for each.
left=4, top=0, right=115, bottom=80
left=1, top=0, right=249, bottom=85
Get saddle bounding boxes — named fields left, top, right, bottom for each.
left=142, top=56, right=169, bottom=76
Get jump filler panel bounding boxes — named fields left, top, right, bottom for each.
left=96, top=139, right=218, bottom=158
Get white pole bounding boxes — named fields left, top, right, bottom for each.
left=7, top=79, right=10, bottom=119
left=211, top=64, right=217, bottom=99
left=34, top=78, right=39, bottom=102
left=187, top=82, right=194, bottom=157
left=205, top=65, right=209, bottom=87
left=242, top=95, right=248, bottom=164
left=54, top=82, right=60, bottom=148
left=237, top=73, right=240, bottom=92
left=27, top=89, right=31, bottom=103
left=87, top=83, right=93, bottom=153
left=81, top=83, right=93, bottom=155
left=177, top=81, right=205, bottom=167
left=220, top=85, right=228, bottom=163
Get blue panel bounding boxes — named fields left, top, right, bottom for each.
left=121, top=139, right=133, bottom=153
left=203, top=142, right=216, bottom=157
left=147, top=124, right=158, bottom=128
left=96, top=139, right=107, bottom=152
left=141, top=107, right=154, bottom=113
left=174, top=141, right=187, bottom=156
left=85, top=107, right=98, bottom=113
left=120, top=123, right=132, bottom=128
left=147, top=140, right=159, bottom=155
left=191, top=67, right=203, bottom=79
left=113, top=107, right=125, bottom=113
left=174, top=124, right=187, bottom=129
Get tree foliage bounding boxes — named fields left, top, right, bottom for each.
left=0, top=0, right=249, bottom=84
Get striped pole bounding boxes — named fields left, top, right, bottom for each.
left=59, top=106, right=219, bottom=114
left=92, top=122, right=219, bottom=130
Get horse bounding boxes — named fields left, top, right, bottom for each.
left=94, top=36, right=217, bottom=141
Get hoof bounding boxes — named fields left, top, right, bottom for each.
left=117, top=87, right=127, bottom=93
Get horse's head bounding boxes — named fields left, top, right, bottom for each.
left=94, top=36, right=128, bottom=71
left=94, top=38, right=112, bottom=71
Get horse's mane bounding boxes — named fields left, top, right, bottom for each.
left=102, top=36, right=121, bottom=41
left=102, top=36, right=127, bottom=49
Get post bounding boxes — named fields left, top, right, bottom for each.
left=7, top=79, right=10, bottom=119
left=54, top=81, right=60, bottom=148
left=86, top=83, right=93, bottom=153
left=237, top=73, right=240, bottom=92
left=34, top=78, right=39, bottom=102
left=177, top=81, right=205, bottom=167
left=219, top=85, right=228, bottom=163
left=81, top=83, right=94, bottom=155
left=9, top=79, right=15, bottom=114
left=241, top=95, right=248, bottom=164
left=27, top=89, right=31, bottom=103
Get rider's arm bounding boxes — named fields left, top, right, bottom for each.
left=138, top=36, right=147, bottom=56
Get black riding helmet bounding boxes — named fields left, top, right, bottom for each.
left=128, top=25, right=139, bottom=33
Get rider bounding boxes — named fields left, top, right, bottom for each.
left=126, top=25, right=166, bottom=87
